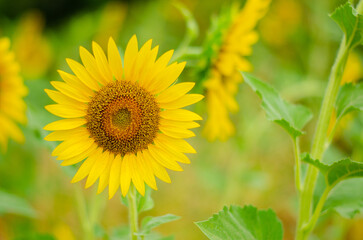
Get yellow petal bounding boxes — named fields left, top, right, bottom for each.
left=57, top=70, right=94, bottom=99
left=156, top=82, right=195, bottom=103
left=129, top=154, right=145, bottom=196
left=107, top=37, right=123, bottom=81
left=53, top=137, right=94, bottom=160
left=138, top=152, right=157, bottom=190
left=138, top=46, right=159, bottom=87
left=149, top=50, right=174, bottom=79
left=143, top=150, right=171, bottom=183
left=71, top=148, right=102, bottom=183
left=44, top=118, right=87, bottom=131
left=51, top=81, right=91, bottom=103
left=148, top=145, right=183, bottom=171
left=44, top=127, right=88, bottom=141
left=66, top=58, right=100, bottom=91
left=108, top=154, right=122, bottom=199
left=148, top=62, right=186, bottom=94
left=124, top=35, right=138, bottom=81
left=86, top=151, right=111, bottom=188
left=153, top=138, right=190, bottom=164
left=160, top=109, right=202, bottom=121
left=45, top=89, right=87, bottom=109
left=159, top=94, right=204, bottom=109
left=130, top=39, right=152, bottom=83
left=120, top=154, right=132, bottom=196
left=79, top=46, right=108, bottom=86
left=159, top=118, right=200, bottom=129
left=45, top=104, right=86, bottom=118
left=92, top=41, right=113, bottom=84
left=0, top=115, right=24, bottom=143
left=97, top=156, right=113, bottom=194
left=60, top=144, right=98, bottom=166
left=159, top=125, right=195, bottom=138
left=156, top=134, right=196, bottom=153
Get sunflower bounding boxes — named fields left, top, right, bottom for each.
left=0, top=37, right=27, bottom=152
left=202, top=0, right=270, bottom=141
left=44, top=36, right=203, bottom=198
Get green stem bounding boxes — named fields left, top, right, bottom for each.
left=74, top=185, right=95, bottom=240
left=295, top=0, right=361, bottom=234
left=127, top=185, right=139, bottom=240
left=293, top=138, right=302, bottom=193
left=303, top=186, right=332, bottom=234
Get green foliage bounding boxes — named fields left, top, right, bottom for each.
left=243, top=73, right=313, bottom=139
left=336, top=83, right=363, bottom=120
left=330, top=2, right=363, bottom=48
left=302, top=153, right=363, bottom=187
left=141, top=214, right=180, bottom=234
left=0, top=190, right=36, bottom=218
left=121, top=187, right=154, bottom=213
left=14, top=234, right=56, bottom=240
left=323, top=178, right=363, bottom=218
left=195, top=205, right=283, bottom=240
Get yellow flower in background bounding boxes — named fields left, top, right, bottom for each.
left=259, top=0, right=302, bottom=47
left=0, top=38, right=27, bottom=151
left=13, top=11, right=52, bottom=79
left=94, top=1, right=127, bottom=49
left=44, top=36, right=203, bottom=198
left=203, top=0, right=270, bottom=141
left=328, top=52, right=362, bottom=137
left=341, top=52, right=362, bottom=85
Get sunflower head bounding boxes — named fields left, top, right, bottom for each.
left=0, top=37, right=27, bottom=152
left=44, top=36, right=203, bottom=198
left=200, top=0, right=270, bottom=141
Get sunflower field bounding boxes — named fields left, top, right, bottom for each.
left=0, top=0, right=363, bottom=239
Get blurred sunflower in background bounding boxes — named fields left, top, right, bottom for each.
left=200, top=0, right=270, bottom=141
left=0, top=37, right=27, bottom=152
left=44, top=36, right=203, bottom=198
left=13, top=10, right=53, bottom=79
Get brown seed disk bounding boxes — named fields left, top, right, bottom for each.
left=86, top=80, right=160, bottom=156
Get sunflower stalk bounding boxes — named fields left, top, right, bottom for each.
left=127, top=185, right=139, bottom=240
left=74, top=185, right=95, bottom=240
left=296, top=0, right=363, bottom=238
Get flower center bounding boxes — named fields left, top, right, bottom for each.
left=86, top=80, right=160, bottom=156
left=112, top=108, right=132, bottom=130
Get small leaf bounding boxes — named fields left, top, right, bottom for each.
left=0, top=190, right=36, bottom=218
left=336, top=83, right=363, bottom=120
left=141, top=214, right=180, bottom=234
left=121, top=187, right=154, bottom=213
left=137, top=187, right=154, bottom=213
left=195, top=205, right=283, bottom=240
left=302, top=154, right=363, bottom=187
left=243, top=73, right=313, bottom=139
left=323, top=178, right=363, bottom=218
left=330, top=2, right=363, bottom=48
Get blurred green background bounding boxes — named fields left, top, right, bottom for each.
left=0, top=0, right=362, bottom=239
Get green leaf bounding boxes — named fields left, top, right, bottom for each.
left=0, top=190, right=36, bottom=218
left=243, top=73, right=313, bottom=139
left=330, top=2, right=363, bottom=48
left=302, top=154, right=363, bottom=187
left=195, top=205, right=283, bottom=240
left=137, top=187, right=154, bottom=213
left=121, top=187, right=154, bottom=213
left=141, top=214, right=180, bottom=234
left=336, top=83, right=363, bottom=120
left=323, top=178, right=363, bottom=218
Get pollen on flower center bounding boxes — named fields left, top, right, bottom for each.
left=112, top=108, right=132, bottom=130
left=86, top=80, right=160, bottom=156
